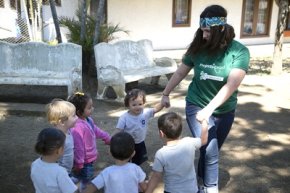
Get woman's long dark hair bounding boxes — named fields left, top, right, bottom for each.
left=185, top=5, right=235, bottom=56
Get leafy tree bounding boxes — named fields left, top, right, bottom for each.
left=59, top=7, right=129, bottom=74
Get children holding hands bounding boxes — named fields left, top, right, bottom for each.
left=31, top=90, right=209, bottom=193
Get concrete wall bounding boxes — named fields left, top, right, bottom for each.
left=42, top=1, right=79, bottom=42
left=108, top=0, right=290, bottom=50
left=1, top=0, right=289, bottom=50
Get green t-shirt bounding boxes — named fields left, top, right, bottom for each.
left=182, top=40, right=250, bottom=114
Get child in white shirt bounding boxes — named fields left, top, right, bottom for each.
left=31, top=127, right=77, bottom=193
left=116, top=89, right=163, bottom=165
left=145, top=112, right=208, bottom=193
left=85, top=132, right=147, bottom=193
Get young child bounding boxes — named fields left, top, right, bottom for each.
left=116, top=88, right=163, bottom=165
left=46, top=99, right=78, bottom=174
left=31, top=127, right=78, bottom=193
left=68, top=92, right=111, bottom=191
left=84, top=132, right=147, bottom=193
left=145, top=112, right=208, bottom=193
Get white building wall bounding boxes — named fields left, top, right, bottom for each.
left=108, top=0, right=289, bottom=50
left=42, top=0, right=79, bottom=42
left=0, top=0, right=18, bottom=39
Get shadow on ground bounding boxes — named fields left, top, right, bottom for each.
left=0, top=74, right=289, bottom=193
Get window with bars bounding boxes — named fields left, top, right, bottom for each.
left=172, top=0, right=191, bottom=27
left=241, top=0, right=272, bottom=37
left=43, top=0, right=61, bottom=6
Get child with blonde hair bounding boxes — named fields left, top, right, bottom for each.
left=68, top=92, right=111, bottom=192
left=46, top=99, right=78, bottom=174
left=31, top=127, right=77, bottom=193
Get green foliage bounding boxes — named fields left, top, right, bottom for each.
left=59, top=9, right=129, bottom=54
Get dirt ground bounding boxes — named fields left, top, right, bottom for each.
left=0, top=72, right=290, bottom=193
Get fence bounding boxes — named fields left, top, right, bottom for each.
left=0, top=0, right=44, bottom=43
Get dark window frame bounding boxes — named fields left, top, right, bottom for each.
left=172, top=0, right=192, bottom=27
left=240, top=0, right=273, bottom=38
left=10, top=0, right=16, bottom=9
left=286, top=2, right=290, bottom=30
left=287, top=13, right=290, bottom=30
left=284, top=5, right=290, bottom=36
left=0, top=0, right=4, bottom=8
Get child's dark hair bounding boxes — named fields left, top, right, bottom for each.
left=110, top=132, right=135, bottom=160
left=158, top=112, right=182, bottom=139
left=124, top=89, right=146, bottom=107
left=67, top=92, right=91, bottom=117
left=35, top=128, right=65, bottom=155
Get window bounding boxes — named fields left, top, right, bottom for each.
left=0, top=0, right=4, bottom=8
left=10, top=0, right=16, bottom=9
left=241, top=0, right=272, bottom=37
left=287, top=13, right=290, bottom=30
left=286, top=4, right=290, bottom=30
left=172, top=0, right=191, bottom=27
left=284, top=4, right=290, bottom=37
left=43, top=0, right=61, bottom=6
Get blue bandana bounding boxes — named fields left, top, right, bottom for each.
left=200, top=17, right=227, bottom=28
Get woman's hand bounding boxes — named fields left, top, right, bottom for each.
left=160, top=64, right=191, bottom=109
left=161, top=95, right=170, bottom=108
left=196, top=106, right=214, bottom=123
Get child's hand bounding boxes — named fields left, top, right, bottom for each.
left=105, top=137, right=111, bottom=145
left=198, top=119, right=209, bottom=145
left=72, top=167, right=81, bottom=174
left=200, top=119, right=208, bottom=129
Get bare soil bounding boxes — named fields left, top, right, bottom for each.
left=0, top=61, right=290, bottom=193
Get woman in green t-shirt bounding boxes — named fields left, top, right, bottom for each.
left=161, top=5, right=250, bottom=193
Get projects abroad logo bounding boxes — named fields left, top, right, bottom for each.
left=200, top=63, right=225, bottom=73
left=200, top=71, right=223, bottom=81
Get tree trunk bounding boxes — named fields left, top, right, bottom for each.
left=80, top=0, right=87, bottom=43
left=28, top=0, right=35, bottom=40
left=36, top=0, right=43, bottom=41
left=272, top=0, right=289, bottom=75
left=49, top=0, right=62, bottom=43
left=93, top=0, right=106, bottom=45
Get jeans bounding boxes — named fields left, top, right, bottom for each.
left=73, top=162, right=94, bottom=184
left=185, top=101, right=235, bottom=190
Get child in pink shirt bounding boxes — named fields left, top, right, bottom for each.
left=68, top=92, right=111, bottom=192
